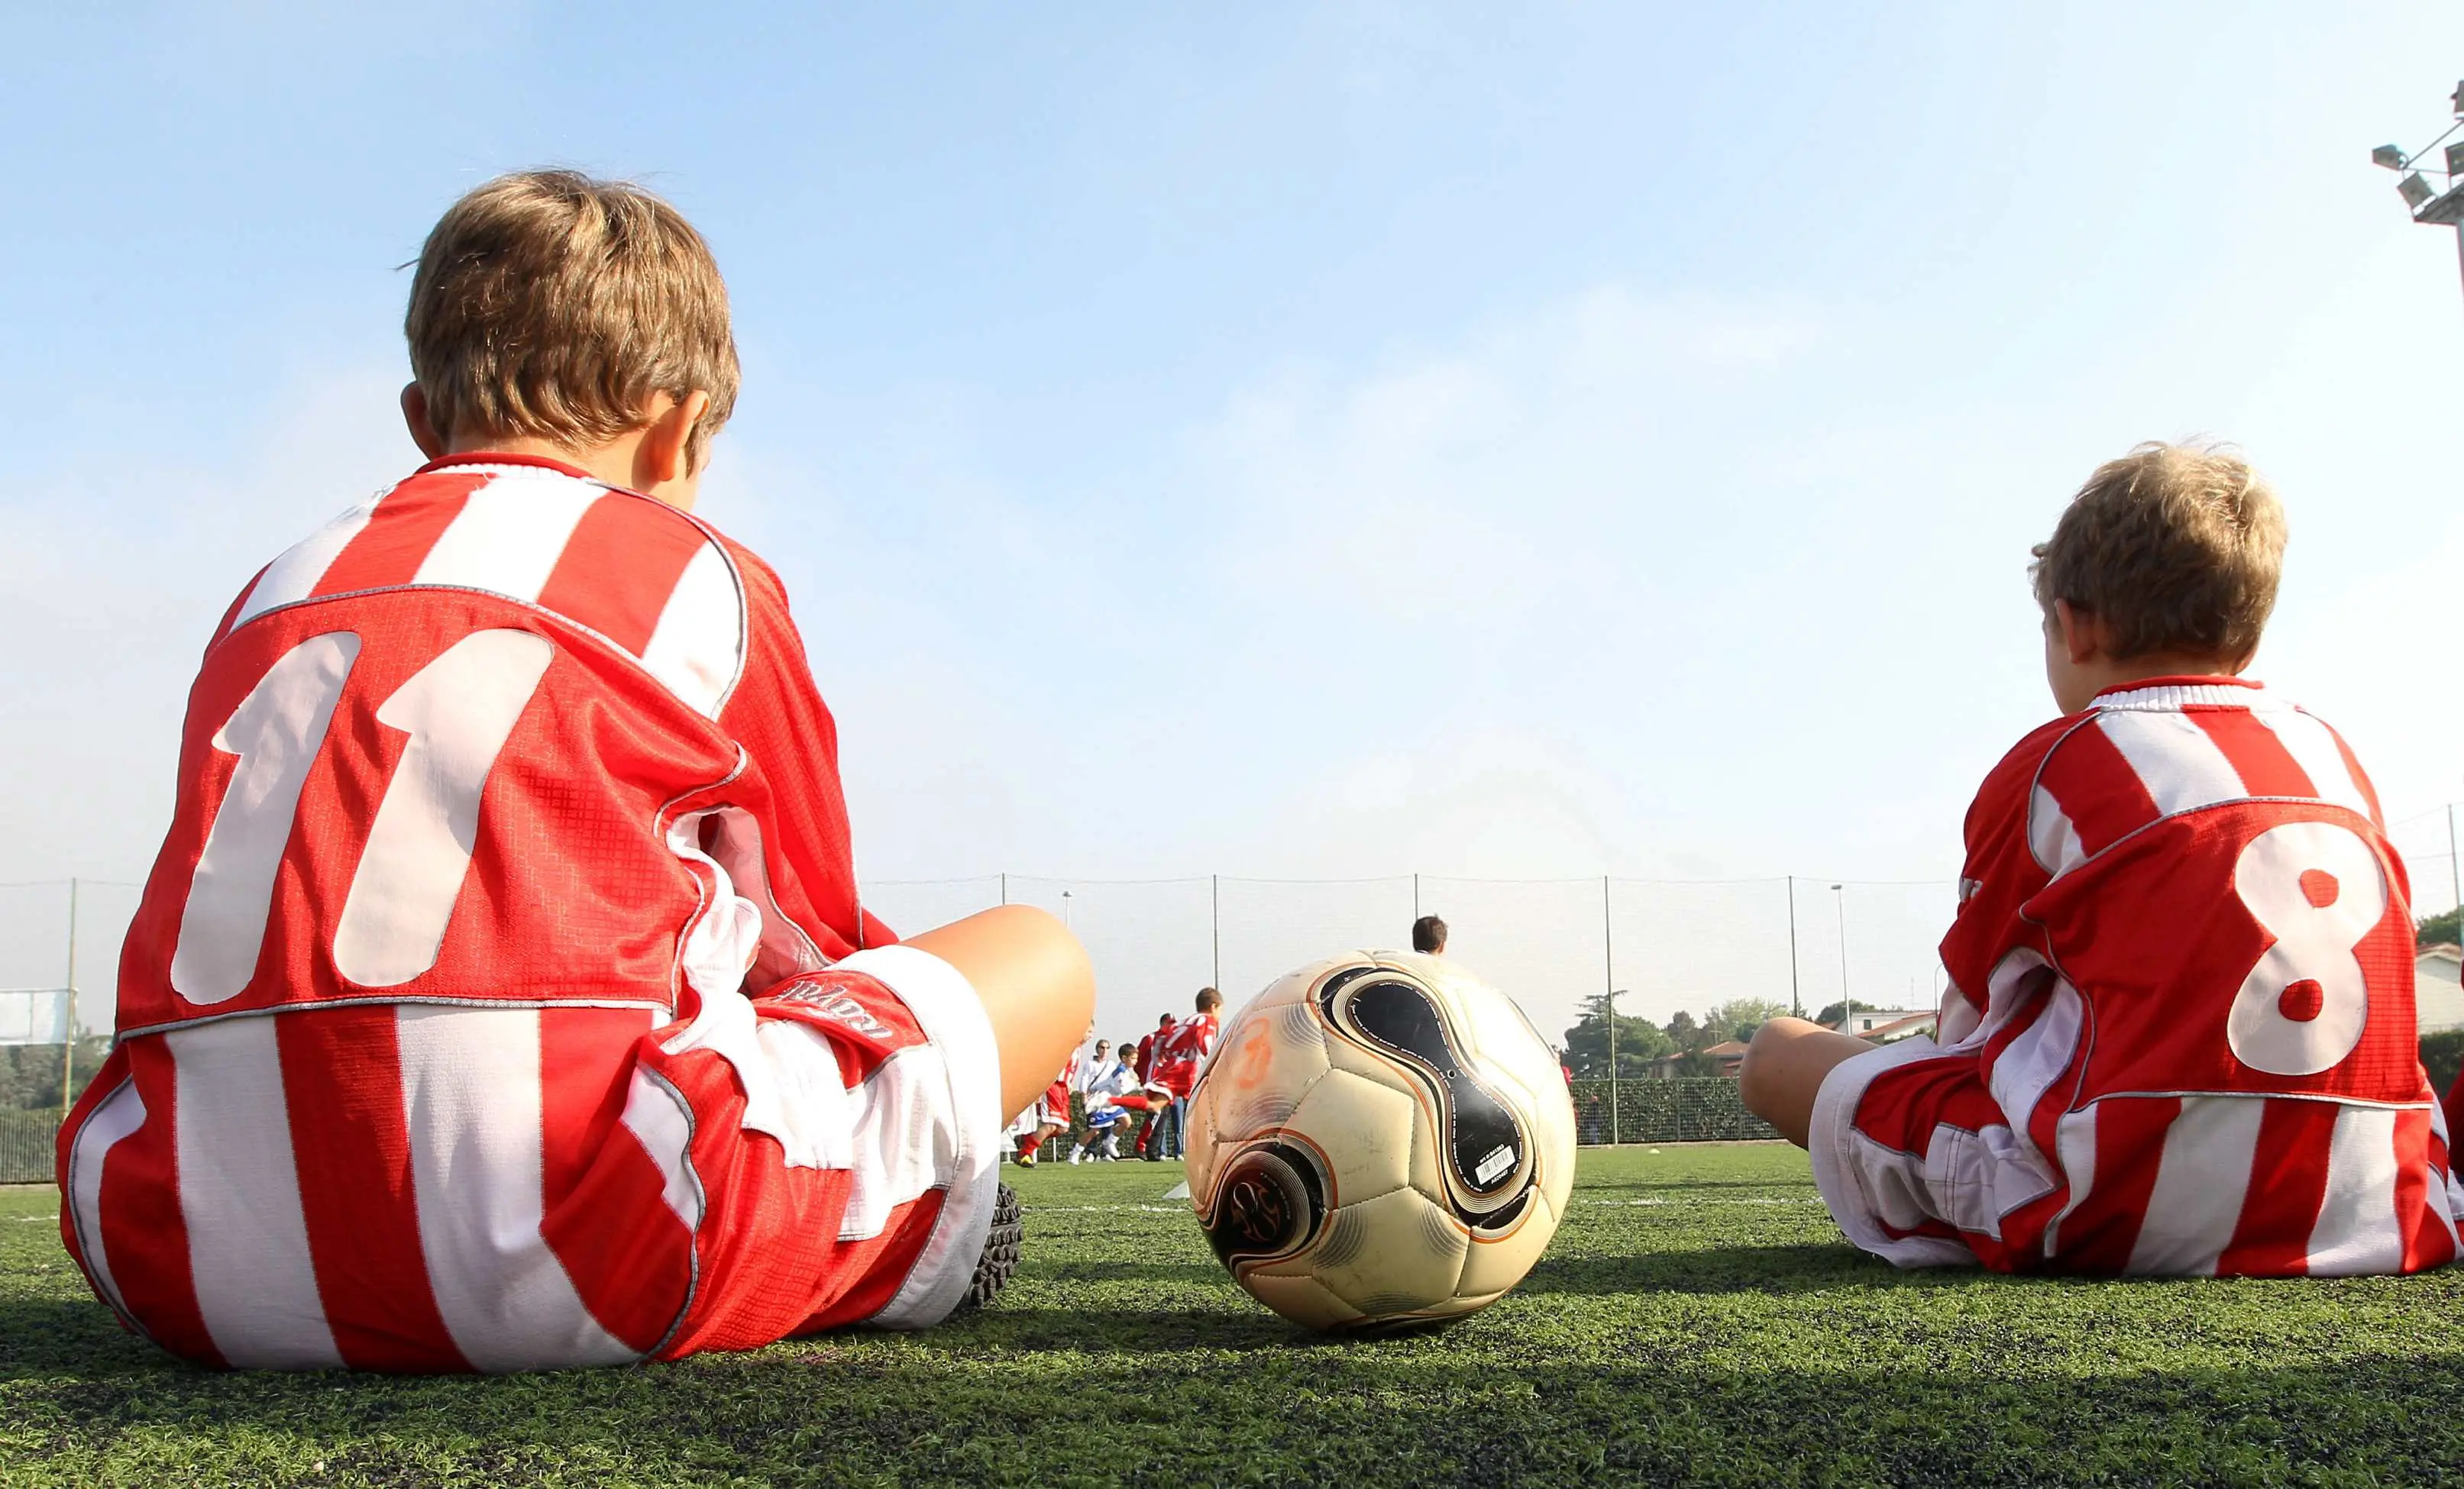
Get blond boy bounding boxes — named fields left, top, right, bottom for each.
left=58, top=171, right=1092, bottom=1370
left=1743, top=444, right=2464, bottom=1276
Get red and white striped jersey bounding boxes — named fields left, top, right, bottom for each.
left=57, top=454, right=1001, bottom=1371
left=1153, top=1013, right=1219, bottom=1099
left=1815, top=677, right=2464, bottom=1277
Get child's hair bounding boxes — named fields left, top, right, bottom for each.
left=2029, top=442, right=2285, bottom=661
left=1411, top=914, right=1448, bottom=954
left=1195, top=987, right=1223, bottom=1013
left=406, top=170, right=740, bottom=470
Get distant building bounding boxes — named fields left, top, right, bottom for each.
left=1699, top=1039, right=1750, bottom=1077
left=2419, top=945, right=2464, bottom=1035
left=1858, top=1010, right=1938, bottom=1043
left=1842, top=1006, right=1932, bottom=1037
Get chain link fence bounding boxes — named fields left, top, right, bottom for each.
left=1, top=1111, right=57, bottom=1185
left=864, top=872, right=1958, bottom=1065
left=1571, top=1078, right=1778, bottom=1144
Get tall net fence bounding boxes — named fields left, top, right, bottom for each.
left=871, top=873, right=1957, bottom=1056
left=2388, top=809, right=2463, bottom=925
left=0, top=872, right=1962, bottom=1085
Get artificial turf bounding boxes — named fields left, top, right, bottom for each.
left=5, top=1145, right=2462, bottom=1487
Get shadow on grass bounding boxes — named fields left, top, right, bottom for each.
left=1516, top=1242, right=1931, bottom=1297
left=0, top=1297, right=169, bottom=1378
left=1029, top=1260, right=1227, bottom=1286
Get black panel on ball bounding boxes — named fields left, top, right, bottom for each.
left=1314, top=964, right=1535, bottom=1223
left=1199, top=1142, right=1327, bottom=1269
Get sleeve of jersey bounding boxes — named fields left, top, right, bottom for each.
left=1937, top=727, right=2061, bottom=1030
left=716, top=546, right=889, bottom=960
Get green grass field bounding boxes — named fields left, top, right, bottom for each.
left=6, top=1145, right=2464, bottom=1487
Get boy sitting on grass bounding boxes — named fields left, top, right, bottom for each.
left=1742, top=443, right=2464, bottom=1276
left=57, top=170, right=1093, bottom=1371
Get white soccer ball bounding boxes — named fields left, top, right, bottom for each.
left=1183, top=951, right=1577, bottom=1332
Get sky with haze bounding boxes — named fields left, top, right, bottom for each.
left=5, top=2, right=2462, bottom=1040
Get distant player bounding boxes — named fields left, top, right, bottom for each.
left=1130, top=1012, right=1175, bottom=1157
left=1146, top=987, right=1224, bottom=1162
left=1412, top=915, right=1447, bottom=955
left=56, top=172, right=1095, bottom=1371
left=1741, top=442, right=2464, bottom=1277
left=1015, top=1034, right=1089, bottom=1167
left=1076, top=1041, right=1143, bottom=1161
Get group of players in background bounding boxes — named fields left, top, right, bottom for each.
left=1010, top=916, right=1455, bottom=1167
left=1010, top=987, right=1221, bottom=1168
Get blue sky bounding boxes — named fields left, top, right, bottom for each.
left=5, top=2, right=2463, bottom=1037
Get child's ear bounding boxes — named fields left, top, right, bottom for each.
left=638, top=390, right=714, bottom=487
left=2052, top=599, right=2102, bottom=665
left=401, top=383, right=448, bottom=459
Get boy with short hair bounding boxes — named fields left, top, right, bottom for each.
left=1146, top=987, right=1224, bottom=1162
left=1412, top=915, right=1447, bottom=955
left=57, top=170, right=1094, bottom=1371
left=1742, top=442, right=2464, bottom=1276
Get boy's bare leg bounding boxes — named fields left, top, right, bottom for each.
left=900, top=906, right=1095, bottom=1122
left=1739, top=1017, right=1877, bottom=1148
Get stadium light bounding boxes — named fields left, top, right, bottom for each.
left=2376, top=79, right=2464, bottom=301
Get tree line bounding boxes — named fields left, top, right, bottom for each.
left=1560, top=995, right=1884, bottom=1079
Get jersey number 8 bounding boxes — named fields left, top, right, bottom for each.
left=2226, top=819, right=2388, bottom=1077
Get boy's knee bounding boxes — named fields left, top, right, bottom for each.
left=1738, top=1017, right=1817, bottom=1120
left=1738, top=1022, right=1783, bottom=1119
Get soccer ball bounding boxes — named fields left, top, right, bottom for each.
left=1183, top=951, right=1576, bottom=1332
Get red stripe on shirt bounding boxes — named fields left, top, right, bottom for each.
left=2186, top=709, right=2317, bottom=799
left=2038, top=720, right=2164, bottom=858
left=2215, top=1097, right=2335, bottom=1276
left=2324, top=723, right=2386, bottom=825
left=310, top=473, right=485, bottom=596
left=102, top=1039, right=223, bottom=1366
left=2393, top=1106, right=2458, bottom=1272
left=537, top=1007, right=692, bottom=1355
left=2055, top=1096, right=2181, bottom=1274
left=276, top=1005, right=470, bottom=1371
left=533, top=498, right=711, bottom=655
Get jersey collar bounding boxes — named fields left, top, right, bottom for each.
left=2092, top=675, right=2268, bottom=711
left=415, top=451, right=599, bottom=481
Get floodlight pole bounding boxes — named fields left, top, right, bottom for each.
left=1602, top=875, right=1619, bottom=1146
left=1786, top=877, right=1802, bottom=1019
left=1211, top=874, right=1221, bottom=990
left=1830, top=883, right=1851, bottom=1033
left=2449, top=805, right=2462, bottom=922
left=60, top=878, right=77, bottom=1119
left=2374, top=82, right=2464, bottom=304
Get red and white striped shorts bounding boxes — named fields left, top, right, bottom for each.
left=59, top=945, right=1001, bottom=1371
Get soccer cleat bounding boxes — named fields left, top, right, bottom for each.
left=957, top=1183, right=1023, bottom=1312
